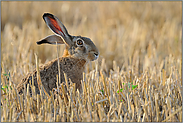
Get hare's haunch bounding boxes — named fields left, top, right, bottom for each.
left=17, top=13, right=99, bottom=96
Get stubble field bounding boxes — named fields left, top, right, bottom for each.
left=1, top=1, right=182, bottom=122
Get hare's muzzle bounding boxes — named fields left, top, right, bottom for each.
left=94, top=53, right=99, bottom=59
left=88, top=51, right=99, bottom=61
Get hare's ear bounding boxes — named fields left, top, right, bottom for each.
left=43, top=13, right=72, bottom=46
left=37, top=35, right=64, bottom=45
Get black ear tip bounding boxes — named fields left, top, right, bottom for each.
left=36, top=41, right=42, bottom=45
left=43, top=13, right=54, bottom=19
left=36, top=40, right=46, bottom=45
left=37, top=40, right=52, bottom=45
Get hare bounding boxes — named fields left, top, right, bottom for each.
left=16, top=13, right=99, bottom=96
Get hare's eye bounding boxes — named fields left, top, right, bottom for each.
left=76, top=39, right=83, bottom=46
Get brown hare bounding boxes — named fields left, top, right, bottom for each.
left=17, top=13, right=99, bottom=96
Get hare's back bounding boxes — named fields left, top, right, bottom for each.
left=17, top=57, right=86, bottom=96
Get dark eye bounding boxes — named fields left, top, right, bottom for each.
left=76, top=39, right=83, bottom=46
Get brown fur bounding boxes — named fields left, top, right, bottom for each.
left=17, top=56, right=86, bottom=96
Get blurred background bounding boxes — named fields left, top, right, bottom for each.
left=1, top=1, right=182, bottom=85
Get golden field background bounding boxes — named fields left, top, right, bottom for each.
left=1, top=1, right=182, bottom=122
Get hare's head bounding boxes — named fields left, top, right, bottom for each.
left=37, top=13, right=99, bottom=61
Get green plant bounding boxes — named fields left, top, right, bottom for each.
left=117, top=82, right=138, bottom=93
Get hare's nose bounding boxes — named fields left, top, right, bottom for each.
left=94, top=53, right=99, bottom=57
left=94, top=52, right=99, bottom=60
